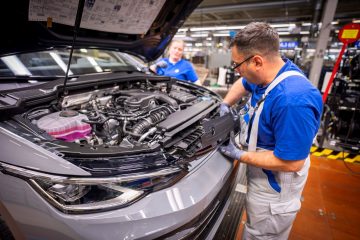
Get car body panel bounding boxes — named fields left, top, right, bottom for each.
left=0, top=150, right=234, bottom=240
left=0, top=126, right=90, bottom=175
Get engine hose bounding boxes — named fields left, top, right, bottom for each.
left=132, top=108, right=173, bottom=135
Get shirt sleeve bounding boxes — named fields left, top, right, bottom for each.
left=242, top=78, right=252, bottom=92
left=272, top=104, right=319, bottom=161
left=185, top=63, right=198, bottom=82
left=155, top=58, right=166, bottom=75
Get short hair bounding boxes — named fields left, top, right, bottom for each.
left=230, top=22, right=280, bottom=58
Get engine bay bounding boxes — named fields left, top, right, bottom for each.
left=14, top=78, right=234, bottom=162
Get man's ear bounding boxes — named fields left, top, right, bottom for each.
left=252, top=55, right=264, bottom=68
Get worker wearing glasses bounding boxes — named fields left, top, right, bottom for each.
left=219, top=22, right=323, bottom=239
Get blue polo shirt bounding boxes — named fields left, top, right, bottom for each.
left=156, top=58, right=198, bottom=83
left=243, top=59, right=323, bottom=160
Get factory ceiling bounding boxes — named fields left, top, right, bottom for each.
left=183, top=0, right=360, bottom=28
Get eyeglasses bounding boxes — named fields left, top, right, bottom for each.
left=231, top=55, right=254, bottom=70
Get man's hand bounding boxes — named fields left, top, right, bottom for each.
left=219, top=102, right=230, bottom=117
left=220, top=102, right=239, bottom=123
left=220, top=133, right=245, bottom=160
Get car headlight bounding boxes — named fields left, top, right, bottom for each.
left=0, top=162, right=186, bottom=214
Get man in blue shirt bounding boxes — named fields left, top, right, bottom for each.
left=150, top=40, right=199, bottom=84
left=219, top=22, right=323, bottom=239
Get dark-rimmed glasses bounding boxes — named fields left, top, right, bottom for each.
left=231, top=55, right=254, bottom=70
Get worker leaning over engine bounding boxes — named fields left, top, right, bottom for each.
left=219, top=22, right=323, bottom=239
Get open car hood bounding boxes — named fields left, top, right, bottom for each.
left=1, top=0, right=202, bottom=61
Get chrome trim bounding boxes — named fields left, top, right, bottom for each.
left=0, top=162, right=182, bottom=184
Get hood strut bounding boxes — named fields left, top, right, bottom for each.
left=62, top=0, right=85, bottom=96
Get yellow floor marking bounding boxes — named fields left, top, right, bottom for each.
left=344, top=155, right=360, bottom=163
left=310, top=146, right=318, bottom=153
left=328, top=152, right=349, bottom=160
left=313, top=149, right=333, bottom=157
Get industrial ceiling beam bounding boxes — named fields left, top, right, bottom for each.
left=193, top=0, right=311, bottom=14
left=184, top=14, right=313, bottom=26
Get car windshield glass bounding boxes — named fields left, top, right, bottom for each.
left=0, top=48, right=142, bottom=90
left=0, top=48, right=139, bottom=78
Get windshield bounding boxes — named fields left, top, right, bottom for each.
left=0, top=49, right=144, bottom=90
left=0, top=48, right=141, bottom=77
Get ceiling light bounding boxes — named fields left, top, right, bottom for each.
left=214, top=33, right=230, bottom=37
left=278, top=32, right=291, bottom=35
left=270, top=23, right=296, bottom=28
left=353, top=20, right=360, bottom=23
left=191, top=34, right=208, bottom=38
left=178, top=28, right=188, bottom=32
left=1, top=56, right=32, bottom=76
left=174, top=34, right=185, bottom=38
left=301, top=23, right=312, bottom=26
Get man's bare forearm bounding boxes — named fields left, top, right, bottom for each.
left=240, top=151, right=305, bottom=172
left=223, top=78, right=248, bottom=106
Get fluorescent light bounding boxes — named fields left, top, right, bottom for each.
left=277, top=31, right=309, bottom=35
left=214, top=33, right=230, bottom=37
left=331, top=21, right=339, bottom=25
left=206, top=37, right=212, bottom=40
left=270, top=23, right=296, bottom=28
left=195, top=43, right=203, bottom=47
left=1, top=56, right=32, bottom=76
left=86, top=57, right=103, bottom=72
left=353, top=20, right=360, bottom=23
left=302, top=22, right=312, bottom=26
left=185, top=43, right=192, bottom=46
left=278, top=32, right=290, bottom=35
left=174, top=34, right=185, bottom=38
left=191, top=34, right=208, bottom=37
left=178, top=28, right=188, bottom=32
left=49, top=52, right=73, bottom=75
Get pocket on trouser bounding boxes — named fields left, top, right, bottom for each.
left=243, top=198, right=274, bottom=240
left=243, top=198, right=301, bottom=240
left=266, top=199, right=301, bottom=239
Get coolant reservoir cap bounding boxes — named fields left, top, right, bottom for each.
left=60, top=110, right=79, bottom=117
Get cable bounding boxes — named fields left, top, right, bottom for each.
left=340, top=147, right=360, bottom=175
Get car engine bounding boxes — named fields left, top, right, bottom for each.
left=18, top=80, right=232, bottom=162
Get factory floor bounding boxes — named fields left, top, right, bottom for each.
left=235, top=155, right=360, bottom=240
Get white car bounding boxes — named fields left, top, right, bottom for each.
left=0, top=1, right=241, bottom=239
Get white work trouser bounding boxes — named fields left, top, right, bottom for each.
left=242, top=155, right=310, bottom=240
left=242, top=71, right=310, bottom=240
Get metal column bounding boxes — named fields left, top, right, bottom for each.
left=309, top=0, right=338, bottom=88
